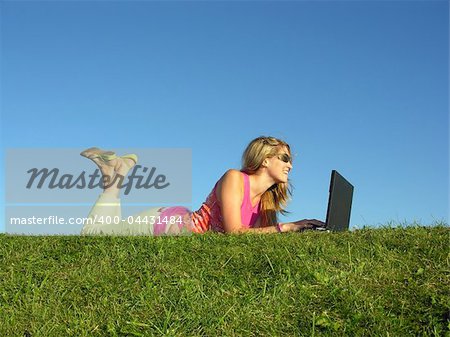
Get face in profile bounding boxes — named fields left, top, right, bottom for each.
left=265, top=146, right=293, bottom=184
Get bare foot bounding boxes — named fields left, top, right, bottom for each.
left=82, top=148, right=138, bottom=195
left=90, top=157, right=117, bottom=188
left=114, top=156, right=137, bottom=177
left=90, top=156, right=136, bottom=186
left=80, top=147, right=116, bottom=161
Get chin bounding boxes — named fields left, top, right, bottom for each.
left=277, top=176, right=289, bottom=184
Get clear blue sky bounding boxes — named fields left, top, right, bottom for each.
left=1, top=0, right=448, bottom=232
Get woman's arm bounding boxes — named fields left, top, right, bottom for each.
left=216, top=170, right=281, bottom=233
left=216, top=169, right=246, bottom=233
left=235, top=219, right=325, bottom=234
left=217, top=170, right=324, bottom=234
left=278, top=219, right=326, bottom=232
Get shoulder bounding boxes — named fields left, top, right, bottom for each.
left=219, top=169, right=244, bottom=189
left=222, top=169, right=243, bottom=181
left=215, top=169, right=244, bottom=200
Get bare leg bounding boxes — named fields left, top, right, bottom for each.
left=81, top=150, right=144, bottom=235
left=81, top=149, right=191, bottom=236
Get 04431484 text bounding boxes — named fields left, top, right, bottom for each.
left=90, top=215, right=184, bottom=225
left=127, top=215, right=183, bottom=225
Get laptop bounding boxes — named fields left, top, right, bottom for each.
left=315, top=170, right=354, bottom=232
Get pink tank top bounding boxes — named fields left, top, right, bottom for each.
left=191, top=172, right=260, bottom=233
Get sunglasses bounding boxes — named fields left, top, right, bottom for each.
left=276, top=153, right=292, bottom=164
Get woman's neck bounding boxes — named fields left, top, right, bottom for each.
left=248, top=171, right=276, bottom=202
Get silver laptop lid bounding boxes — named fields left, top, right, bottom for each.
left=325, top=170, right=354, bottom=231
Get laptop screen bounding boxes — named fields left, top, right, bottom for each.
left=325, top=170, right=354, bottom=231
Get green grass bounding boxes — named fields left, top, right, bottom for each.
left=0, top=224, right=449, bottom=336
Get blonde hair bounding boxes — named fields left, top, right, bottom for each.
left=241, top=136, right=293, bottom=227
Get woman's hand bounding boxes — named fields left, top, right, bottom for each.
left=280, top=219, right=326, bottom=232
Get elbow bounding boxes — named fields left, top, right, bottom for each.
left=224, top=226, right=249, bottom=234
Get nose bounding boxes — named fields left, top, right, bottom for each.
left=287, top=161, right=293, bottom=169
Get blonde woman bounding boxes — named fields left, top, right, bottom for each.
left=80, top=136, right=325, bottom=235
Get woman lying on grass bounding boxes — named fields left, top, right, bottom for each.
left=80, top=136, right=325, bottom=235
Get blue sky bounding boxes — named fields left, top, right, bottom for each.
left=1, top=0, right=448, bottom=232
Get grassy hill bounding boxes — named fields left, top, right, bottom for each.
left=0, top=224, right=448, bottom=336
